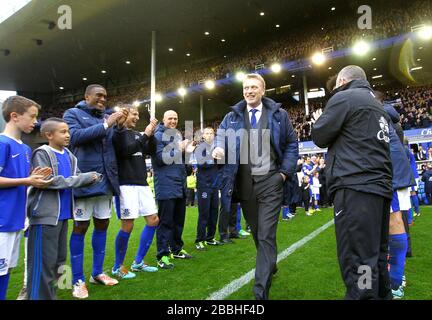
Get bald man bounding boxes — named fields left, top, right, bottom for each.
left=311, top=65, right=393, bottom=300
left=151, top=110, right=193, bottom=269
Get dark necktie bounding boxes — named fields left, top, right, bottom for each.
left=250, top=108, right=259, bottom=129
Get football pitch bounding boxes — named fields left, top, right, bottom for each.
left=7, top=206, right=432, bottom=300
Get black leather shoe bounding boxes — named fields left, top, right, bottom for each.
left=229, top=233, right=246, bottom=239
left=220, top=238, right=234, bottom=244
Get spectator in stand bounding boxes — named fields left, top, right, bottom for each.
left=418, top=145, right=427, bottom=160
left=421, top=163, right=432, bottom=205
left=301, top=176, right=312, bottom=216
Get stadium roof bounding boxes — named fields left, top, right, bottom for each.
left=0, top=0, right=347, bottom=93
left=0, top=0, right=32, bottom=24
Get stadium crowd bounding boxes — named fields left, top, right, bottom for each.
left=40, top=85, right=432, bottom=142
left=40, top=1, right=432, bottom=141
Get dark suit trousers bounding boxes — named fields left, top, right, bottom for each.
left=240, top=171, right=284, bottom=300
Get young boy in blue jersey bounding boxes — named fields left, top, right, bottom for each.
left=111, top=106, right=159, bottom=279
left=311, top=171, right=322, bottom=212
left=0, top=96, right=53, bottom=300
left=26, top=118, right=100, bottom=300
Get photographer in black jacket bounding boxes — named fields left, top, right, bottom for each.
left=311, top=65, right=393, bottom=300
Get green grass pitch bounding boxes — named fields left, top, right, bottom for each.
left=7, top=206, right=432, bottom=300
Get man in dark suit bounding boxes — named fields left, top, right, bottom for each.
left=213, top=73, right=298, bottom=300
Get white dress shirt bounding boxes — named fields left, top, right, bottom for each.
left=247, top=103, right=263, bottom=125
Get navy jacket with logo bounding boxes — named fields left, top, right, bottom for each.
left=422, top=169, right=432, bottom=194
left=215, top=96, right=298, bottom=212
left=151, top=123, right=191, bottom=200
left=63, top=101, right=120, bottom=197
left=311, top=79, right=393, bottom=200
left=383, top=103, right=416, bottom=190
left=195, top=142, right=219, bottom=190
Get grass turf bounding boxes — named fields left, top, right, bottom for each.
left=7, top=206, right=432, bottom=300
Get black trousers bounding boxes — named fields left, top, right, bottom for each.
left=156, top=198, right=186, bottom=260
left=302, top=194, right=310, bottom=212
left=320, top=184, right=329, bottom=206
left=196, top=188, right=219, bottom=242
left=218, top=200, right=239, bottom=241
left=241, top=171, right=284, bottom=300
left=186, top=188, right=195, bottom=206
left=426, top=192, right=432, bottom=205
left=333, top=189, right=392, bottom=300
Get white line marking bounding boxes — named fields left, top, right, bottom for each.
left=206, top=219, right=335, bottom=300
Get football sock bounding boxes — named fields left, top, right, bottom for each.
left=135, top=225, right=156, bottom=264
left=236, top=203, right=241, bottom=231
left=407, top=208, right=413, bottom=225
left=114, top=230, right=131, bottom=270
left=389, top=233, right=408, bottom=290
left=411, top=195, right=420, bottom=215
left=282, top=207, right=289, bottom=219
left=0, top=273, right=10, bottom=300
left=70, top=233, right=85, bottom=283
left=92, top=230, right=107, bottom=277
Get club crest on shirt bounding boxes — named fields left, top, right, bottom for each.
left=377, top=116, right=390, bottom=143
left=0, top=258, right=8, bottom=272
left=123, top=209, right=131, bottom=216
left=75, top=209, right=84, bottom=217
left=202, top=192, right=208, bottom=199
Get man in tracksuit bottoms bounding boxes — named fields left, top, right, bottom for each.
left=312, top=66, right=393, bottom=300
left=194, top=127, right=221, bottom=250
left=27, top=118, right=100, bottom=300
left=151, top=110, right=193, bottom=269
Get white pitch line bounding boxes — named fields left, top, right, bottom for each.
left=206, top=219, right=335, bottom=300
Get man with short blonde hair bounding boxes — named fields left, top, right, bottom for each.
left=243, top=73, right=266, bottom=90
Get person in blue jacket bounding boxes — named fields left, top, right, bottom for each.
left=193, top=127, right=222, bottom=250
left=151, top=110, right=193, bottom=269
left=376, top=92, right=416, bottom=299
left=421, top=163, right=432, bottom=206
left=213, top=73, right=298, bottom=300
left=63, top=84, right=128, bottom=299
